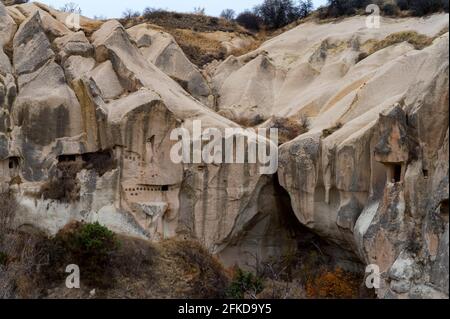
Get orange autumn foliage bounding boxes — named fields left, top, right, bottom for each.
left=306, top=268, right=360, bottom=299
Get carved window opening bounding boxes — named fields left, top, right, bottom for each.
left=9, top=157, right=19, bottom=169
left=59, top=155, right=77, bottom=162
left=162, top=185, right=169, bottom=192
left=385, top=163, right=403, bottom=183
left=440, top=199, right=449, bottom=216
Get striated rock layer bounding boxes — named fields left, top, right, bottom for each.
left=1, top=1, right=449, bottom=299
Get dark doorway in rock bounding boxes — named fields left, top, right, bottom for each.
left=393, top=164, right=402, bottom=182
left=9, top=157, right=19, bottom=169
left=385, top=163, right=402, bottom=183
left=58, top=154, right=77, bottom=162
left=162, top=185, right=169, bottom=192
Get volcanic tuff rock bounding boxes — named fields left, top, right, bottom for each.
left=1, top=1, right=448, bottom=299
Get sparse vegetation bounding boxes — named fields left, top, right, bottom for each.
left=39, top=161, right=82, bottom=202
left=322, top=122, right=343, bottom=137
left=220, top=9, right=236, bottom=21
left=0, top=251, right=7, bottom=266
left=227, top=268, right=264, bottom=299
left=318, top=0, right=448, bottom=19
left=0, top=191, right=17, bottom=244
left=270, top=116, right=310, bottom=144
left=43, top=222, right=119, bottom=288
left=171, top=29, right=228, bottom=67
left=38, top=151, right=117, bottom=203
left=1, top=225, right=230, bottom=298
left=357, top=30, right=436, bottom=62
left=236, top=10, right=263, bottom=31
left=122, top=8, right=141, bottom=20
left=160, top=240, right=229, bottom=299
left=59, top=2, right=82, bottom=14
left=305, top=267, right=361, bottom=298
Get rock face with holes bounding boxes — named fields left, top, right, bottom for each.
left=208, top=12, right=449, bottom=298
left=0, top=1, right=449, bottom=299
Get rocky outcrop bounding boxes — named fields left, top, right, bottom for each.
left=1, top=2, right=294, bottom=272
left=1, top=1, right=448, bottom=299
left=127, top=24, right=213, bottom=107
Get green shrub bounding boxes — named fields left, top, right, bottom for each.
left=226, top=269, right=264, bottom=299
left=383, top=2, right=400, bottom=15
left=72, top=222, right=118, bottom=255
left=46, top=222, right=119, bottom=288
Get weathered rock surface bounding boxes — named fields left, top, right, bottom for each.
left=1, top=3, right=290, bottom=272
left=127, top=24, right=213, bottom=107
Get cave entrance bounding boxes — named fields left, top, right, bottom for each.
left=8, top=157, right=20, bottom=169
left=385, top=163, right=403, bottom=183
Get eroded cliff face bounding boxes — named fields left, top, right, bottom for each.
left=1, top=1, right=448, bottom=299
left=0, top=2, right=296, bottom=272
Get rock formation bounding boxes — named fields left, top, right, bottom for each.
left=1, top=1, right=448, bottom=299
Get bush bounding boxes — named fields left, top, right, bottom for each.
left=299, top=0, right=314, bottom=18
left=72, top=222, right=118, bottom=256
left=306, top=267, right=361, bottom=298
left=220, top=9, right=236, bottom=20
left=46, top=222, right=119, bottom=288
left=59, top=2, right=82, bottom=14
left=270, top=116, right=310, bottom=144
left=408, top=0, right=449, bottom=15
left=383, top=2, right=400, bottom=15
left=39, top=161, right=82, bottom=202
left=161, top=240, right=229, bottom=298
left=226, top=269, right=264, bottom=299
left=254, top=0, right=301, bottom=29
left=236, top=11, right=262, bottom=31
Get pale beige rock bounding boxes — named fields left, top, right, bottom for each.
left=1, top=7, right=448, bottom=299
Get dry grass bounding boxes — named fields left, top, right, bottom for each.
left=121, top=11, right=244, bottom=33
left=270, top=116, right=310, bottom=144
left=305, top=267, right=361, bottom=299
left=322, top=122, right=343, bottom=138
left=1, top=223, right=230, bottom=299
left=358, top=30, right=437, bottom=62
left=38, top=161, right=83, bottom=203
left=170, top=29, right=227, bottom=67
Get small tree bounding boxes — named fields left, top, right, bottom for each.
left=122, top=8, right=140, bottom=19
left=236, top=10, right=262, bottom=31
left=193, top=7, right=206, bottom=15
left=254, top=0, right=300, bottom=29
left=299, top=0, right=314, bottom=18
left=220, top=8, right=236, bottom=20
left=59, top=2, right=82, bottom=14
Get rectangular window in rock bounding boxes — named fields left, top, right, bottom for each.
left=385, top=163, right=403, bottom=183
